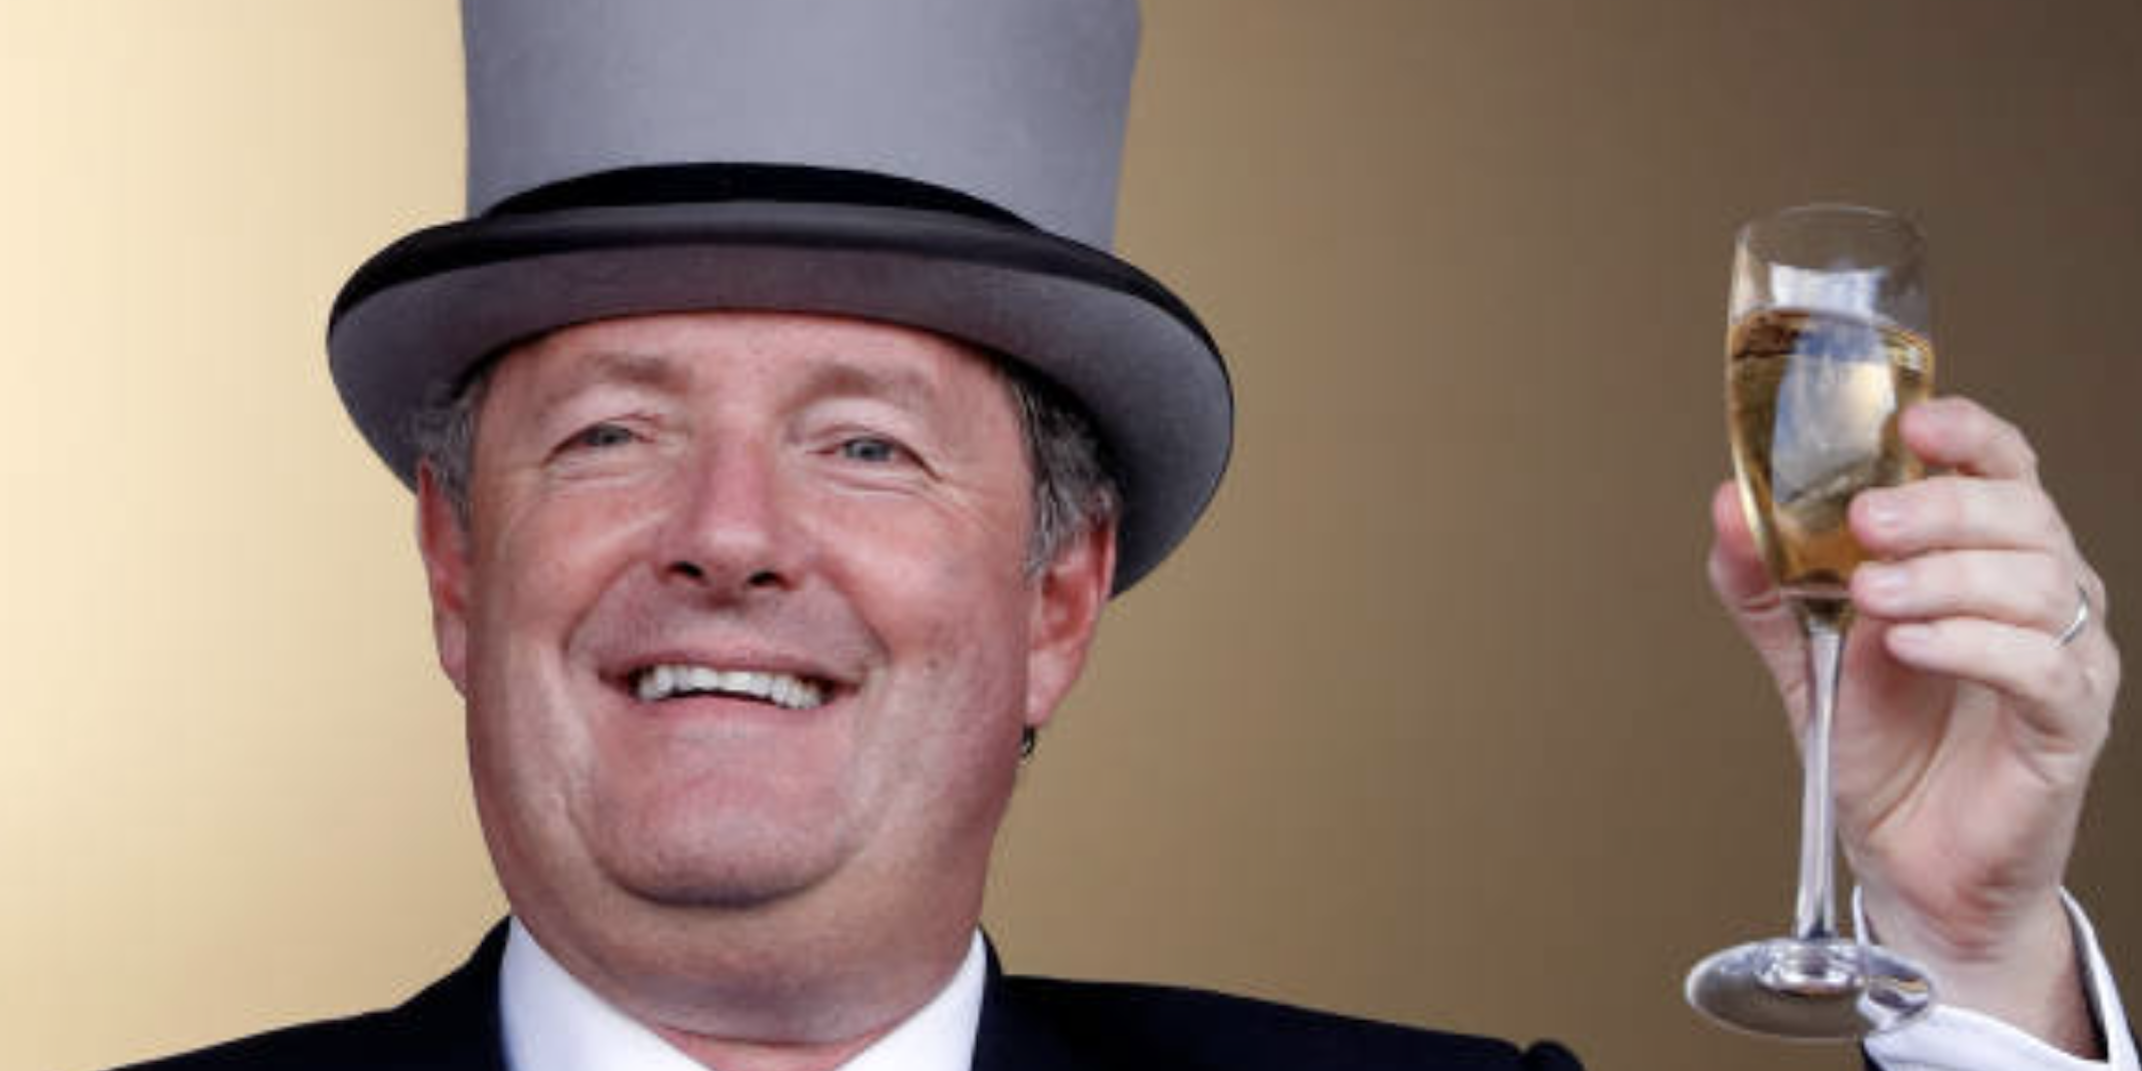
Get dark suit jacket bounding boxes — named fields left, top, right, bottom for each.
left=115, top=925, right=1582, bottom=1070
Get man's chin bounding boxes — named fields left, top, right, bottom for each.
left=597, top=833, right=849, bottom=913
left=623, top=872, right=818, bottom=912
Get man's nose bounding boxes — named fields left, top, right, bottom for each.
left=656, top=441, right=799, bottom=597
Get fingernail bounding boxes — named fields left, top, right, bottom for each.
left=1859, top=565, right=1906, bottom=602
left=1887, top=623, right=1933, bottom=652
left=1860, top=496, right=1902, bottom=534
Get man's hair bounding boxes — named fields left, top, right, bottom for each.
left=409, top=350, right=1120, bottom=577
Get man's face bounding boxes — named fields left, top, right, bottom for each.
left=416, top=312, right=1111, bottom=986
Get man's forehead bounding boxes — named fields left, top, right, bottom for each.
left=489, top=311, right=1005, bottom=400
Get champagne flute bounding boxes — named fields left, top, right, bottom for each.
left=1685, top=204, right=1938, bottom=1039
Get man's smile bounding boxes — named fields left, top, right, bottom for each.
left=629, top=664, right=831, bottom=710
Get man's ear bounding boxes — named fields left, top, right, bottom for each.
left=1023, top=522, right=1117, bottom=731
left=415, top=465, right=473, bottom=696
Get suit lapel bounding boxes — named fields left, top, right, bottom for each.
left=370, top=921, right=514, bottom=1071
left=968, top=942, right=1083, bottom=1071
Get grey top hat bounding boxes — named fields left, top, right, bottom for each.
left=328, top=0, right=1233, bottom=593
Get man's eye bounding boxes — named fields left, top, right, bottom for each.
left=573, top=423, right=635, bottom=450
left=838, top=436, right=904, bottom=464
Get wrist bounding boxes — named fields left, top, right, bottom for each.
left=1860, top=887, right=2102, bottom=1059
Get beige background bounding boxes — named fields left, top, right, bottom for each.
left=4, top=2, right=2137, bottom=1069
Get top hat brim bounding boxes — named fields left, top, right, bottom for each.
left=328, top=200, right=1232, bottom=593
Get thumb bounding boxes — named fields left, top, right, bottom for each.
left=1708, top=480, right=1805, bottom=710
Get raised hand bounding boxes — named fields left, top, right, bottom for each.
left=1710, top=396, right=2119, bottom=1054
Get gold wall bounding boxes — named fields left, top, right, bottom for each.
left=4, top=3, right=2136, bottom=1069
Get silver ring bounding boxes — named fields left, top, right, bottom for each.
left=2055, top=582, right=2092, bottom=648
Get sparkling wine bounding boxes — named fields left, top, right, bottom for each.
left=1727, top=307, right=1935, bottom=604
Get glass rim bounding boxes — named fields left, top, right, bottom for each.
left=1731, top=202, right=1931, bottom=334
left=1734, top=202, right=1927, bottom=262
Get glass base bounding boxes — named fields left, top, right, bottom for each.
left=1686, top=937, right=1935, bottom=1040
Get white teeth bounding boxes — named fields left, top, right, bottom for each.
left=639, top=665, right=675, bottom=702
left=632, top=664, right=826, bottom=710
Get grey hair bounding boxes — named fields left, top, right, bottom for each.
left=408, top=353, right=1120, bottom=578
left=994, top=357, right=1120, bottom=575
left=406, top=374, right=487, bottom=530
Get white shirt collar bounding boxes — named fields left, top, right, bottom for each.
left=498, top=919, right=987, bottom=1071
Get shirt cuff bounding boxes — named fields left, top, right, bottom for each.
left=1862, top=890, right=2138, bottom=1071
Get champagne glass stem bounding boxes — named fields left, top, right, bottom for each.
left=1791, top=609, right=1844, bottom=942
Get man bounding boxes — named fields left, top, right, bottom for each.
left=122, top=0, right=2129, bottom=1069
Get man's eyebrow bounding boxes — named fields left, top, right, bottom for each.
left=792, top=358, right=949, bottom=412
left=528, top=349, right=693, bottom=411
left=574, top=350, right=693, bottom=390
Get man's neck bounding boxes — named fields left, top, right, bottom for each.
left=501, top=919, right=989, bottom=1071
